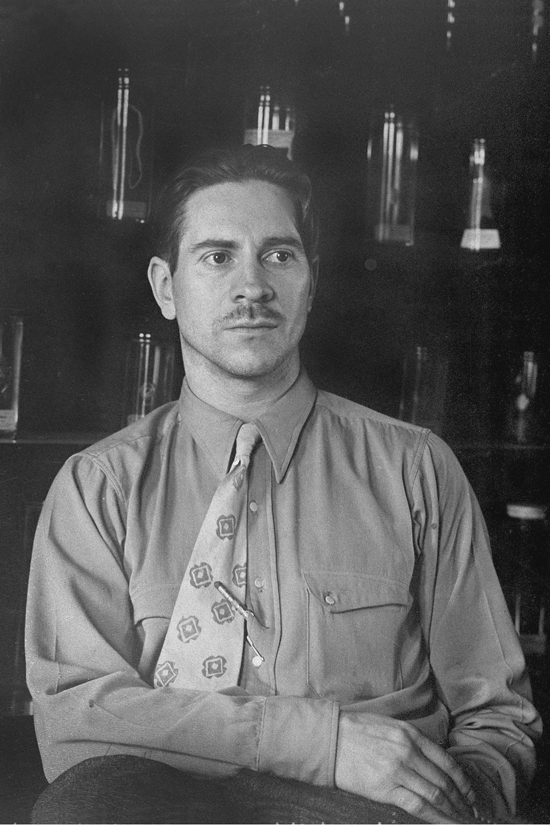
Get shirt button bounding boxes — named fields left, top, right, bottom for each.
left=249, top=501, right=258, bottom=513
left=324, top=593, right=336, bottom=606
left=254, top=577, right=265, bottom=590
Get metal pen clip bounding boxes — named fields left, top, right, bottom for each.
left=214, top=581, right=255, bottom=622
left=214, top=581, right=265, bottom=666
left=246, top=632, right=264, bottom=667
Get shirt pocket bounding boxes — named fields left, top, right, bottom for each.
left=302, top=571, right=411, bottom=704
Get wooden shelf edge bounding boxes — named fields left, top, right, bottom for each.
left=0, top=433, right=109, bottom=446
left=451, top=442, right=550, bottom=452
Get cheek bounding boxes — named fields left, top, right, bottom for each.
left=284, top=283, right=313, bottom=318
left=175, top=289, right=219, bottom=334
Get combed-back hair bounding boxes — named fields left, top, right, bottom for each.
left=152, top=144, right=319, bottom=272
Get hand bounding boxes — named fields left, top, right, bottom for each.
left=335, top=712, right=477, bottom=824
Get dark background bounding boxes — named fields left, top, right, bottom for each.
left=0, top=0, right=548, bottom=438
left=0, top=1, right=549, bottom=821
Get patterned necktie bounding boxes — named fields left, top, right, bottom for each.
left=154, top=422, right=261, bottom=690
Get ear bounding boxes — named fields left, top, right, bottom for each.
left=148, top=257, right=177, bottom=320
left=307, top=257, right=319, bottom=312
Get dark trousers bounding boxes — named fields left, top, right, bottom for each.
left=32, top=755, right=427, bottom=824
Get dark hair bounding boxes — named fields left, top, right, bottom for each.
left=153, top=144, right=319, bottom=272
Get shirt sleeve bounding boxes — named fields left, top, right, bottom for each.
left=413, top=433, right=542, bottom=820
left=25, top=454, right=339, bottom=785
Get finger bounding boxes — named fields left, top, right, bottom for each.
left=391, top=786, right=466, bottom=825
left=395, top=739, right=475, bottom=820
left=414, top=735, right=475, bottom=801
left=406, top=765, right=476, bottom=822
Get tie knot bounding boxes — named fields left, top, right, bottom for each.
left=235, top=422, right=261, bottom=464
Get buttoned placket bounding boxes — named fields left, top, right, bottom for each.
left=238, top=436, right=279, bottom=695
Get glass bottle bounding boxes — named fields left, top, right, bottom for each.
left=98, top=68, right=154, bottom=222
left=243, top=85, right=296, bottom=158
left=506, top=351, right=542, bottom=444
left=493, top=503, right=550, bottom=658
left=398, top=346, right=449, bottom=435
left=531, top=0, right=545, bottom=61
left=0, top=315, right=24, bottom=437
left=365, top=107, right=419, bottom=246
left=461, top=138, right=501, bottom=251
left=121, top=333, right=175, bottom=427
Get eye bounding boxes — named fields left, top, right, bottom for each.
left=204, top=251, right=231, bottom=265
left=264, top=250, right=294, bottom=264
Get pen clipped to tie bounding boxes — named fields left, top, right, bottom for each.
left=214, top=581, right=265, bottom=667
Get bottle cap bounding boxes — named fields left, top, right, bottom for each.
left=506, top=503, right=547, bottom=520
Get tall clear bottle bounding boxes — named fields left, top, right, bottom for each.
left=365, top=107, right=419, bottom=246
left=460, top=138, right=501, bottom=252
left=506, top=351, right=542, bottom=444
left=98, top=68, right=155, bottom=222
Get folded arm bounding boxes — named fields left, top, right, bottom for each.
left=25, top=456, right=339, bottom=785
left=415, top=435, right=541, bottom=820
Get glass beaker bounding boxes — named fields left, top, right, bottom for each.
left=98, top=68, right=154, bottom=222
left=122, top=333, right=175, bottom=427
left=243, top=85, right=296, bottom=158
left=366, top=107, right=419, bottom=245
left=398, top=346, right=449, bottom=435
left=460, top=138, right=501, bottom=251
left=0, top=315, right=24, bottom=437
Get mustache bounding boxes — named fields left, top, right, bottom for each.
left=220, top=305, right=282, bottom=324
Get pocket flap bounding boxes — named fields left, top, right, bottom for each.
left=302, top=571, right=410, bottom=613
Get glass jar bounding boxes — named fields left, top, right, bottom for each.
left=243, top=85, right=295, bottom=158
left=493, top=503, right=550, bottom=657
left=0, top=314, right=24, bottom=437
left=365, top=107, right=419, bottom=246
left=121, top=333, right=176, bottom=427
left=98, top=68, right=155, bottom=222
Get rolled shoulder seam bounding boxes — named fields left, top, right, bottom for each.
left=65, top=452, right=126, bottom=506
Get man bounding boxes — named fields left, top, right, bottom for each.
left=26, top=144, right=540, bottom=824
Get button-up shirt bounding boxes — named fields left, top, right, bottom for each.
left=26, top=370, right=540, bottom=817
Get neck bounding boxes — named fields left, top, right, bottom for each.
left=183, top=356, right=301, bottom=420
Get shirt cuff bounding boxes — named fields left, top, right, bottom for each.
left=451, top=753, right=514, bottom=821
left=258, top=696, right=339, bottom=788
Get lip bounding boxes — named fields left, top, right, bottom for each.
left=225, top=321, right=278, bottom=330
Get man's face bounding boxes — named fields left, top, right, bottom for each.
left=149, top=180, right=317, bottom=381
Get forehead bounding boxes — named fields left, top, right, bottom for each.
left=179, top=180, right=300, bottom=244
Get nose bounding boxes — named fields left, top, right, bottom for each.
left=231, top=256, right=274, bottom=304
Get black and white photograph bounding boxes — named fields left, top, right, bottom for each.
left=0, top=2, right=549, bottom=822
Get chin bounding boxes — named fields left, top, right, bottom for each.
left=218, top=352, right=288, bottom=379
left=225, top=362, right=282, bottom=379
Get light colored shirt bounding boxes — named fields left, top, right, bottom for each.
left=26, top=370, right=540, bottom=817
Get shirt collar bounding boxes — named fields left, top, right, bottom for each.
left=178, top=369, right=317, bottom=483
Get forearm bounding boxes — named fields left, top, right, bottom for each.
left=416, top=436, right=542, bottom=818
left=26, top=459, right=339, bottom=786
left=448, top=725, right=538, bottom=819
left=31, top=664, right=338, bottom=784
left=431, top=571, right=541, bottom=818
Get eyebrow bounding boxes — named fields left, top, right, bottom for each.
left=187, top=236, right=305, bottom=255
left=187, top=239, right=238, bottom=254
left=262, top=236, right=305, bottom=251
